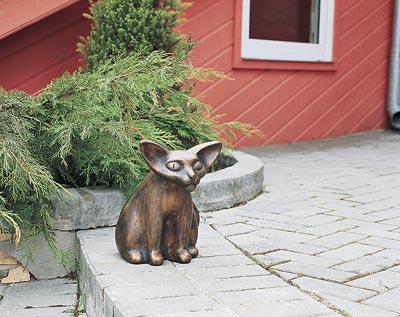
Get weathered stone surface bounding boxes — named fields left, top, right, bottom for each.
left=234, top=130, right=400, bottom=315
left=0, top=293, right=76, bottom=309
left=322, top=295, right=398, bottom=317
left=0, top=230, right=76, bottom=279
left=318, top=243, right=383, bottom=262
left=0, top=250, right=17, bottom=265
left=53, top=151, right=264, bottom=231
left=363, top=288, right=400, bottom=313
left=0, top=278, right=77, bottom=316
left=77, top=224, right=335, bottom=317
left=52, top=187, right=126, bottom=231
left=0, top=264, right=17, bottom=279
left=293, top=277, right=377, bottom=302
left=346, top=269, right=400, bottom=292
left=332, top=251, right=400, bottom=275
left=0, top=307, right=75, bottom=317
left=231, top=298, right=340, bottom=317
left=192, top=151, right=264, bottom=211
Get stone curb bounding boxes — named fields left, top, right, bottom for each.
left=192, top=151, right=264, bottom=211
left=53, top=151, right=264, bottom=231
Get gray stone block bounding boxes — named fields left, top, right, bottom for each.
left=0, top=307, right=75, bottom=317
left=0, top=230, right=77, bottom=279
left=293, top=277, right=376, bottom=302
left=231, top=298, right=338, bottom=317
left=363, top=288, right=400, bottom=313
left=322, top=295, right=398, bottom=317
left=0, top=264, right=17, bottom=279
left=52, top=187, right=126, bottom=231
left=5, top=278, right=77, bottom=296
left=0, top=293, right=76, bottom=309
left=193, top=151, right=264, bottom=211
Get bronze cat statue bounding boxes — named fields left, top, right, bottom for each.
left=115, top=140, right=222, bottom=266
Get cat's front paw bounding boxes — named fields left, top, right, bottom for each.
left=188, top=246, right=199, bottom=258
left=177, top=249, right=192, bottom=263
left=149, top=250, right=164, bottom=266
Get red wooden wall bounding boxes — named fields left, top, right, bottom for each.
left=179, top=0, right=392, bottom=146
left=0, top=0, right=90, bottom=94
left=0, top=0, right=392, bottom=146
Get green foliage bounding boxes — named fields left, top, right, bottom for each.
left=0, top=196, right=21, bottom=244
left=0, top=90, right=74, bottom=268
left=0, top=47, right=258, bottom=263
left=36, top=45, right=258, bottom=191
left=78, top=0, right=187, bottom=69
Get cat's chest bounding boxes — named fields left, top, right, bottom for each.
left=136, top=178, right=192, bottom=213
left=157, top=184, right=192, bottom=212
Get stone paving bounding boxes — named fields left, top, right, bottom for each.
left=2, top=130, right=400, bottom=316
left=79, top=131, right=400, bottom=316
left=78, top=224, right=339, bottom=317
left=222, top=130, right=400, bottom=316
left=0, top=278, right=80, bottom=316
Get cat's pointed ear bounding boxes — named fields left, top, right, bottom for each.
left=140, top=140, right=168, bottom=172
left=191, top=141, right=222, bottom=169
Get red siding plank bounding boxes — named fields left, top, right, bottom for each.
left=0, top=0, right=90, bottom=93
left=178, top=0, right=234, bottom=41
left=0, top=0, right=80, bottom=40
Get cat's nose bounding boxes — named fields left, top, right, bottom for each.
left=188, top=171, right=196, bottom=179
left=188, top=171, right=199, bottom=183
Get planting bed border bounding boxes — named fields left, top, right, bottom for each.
left=52, top=150, right=264, bottom=231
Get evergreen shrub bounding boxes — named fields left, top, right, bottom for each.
left=36, top=44, right=257, bottom=191
left=0, top=46, right=258, bottom=253
left=78, top=0, right=187, bottom=69
left=0, top=91, right=73, bottom=267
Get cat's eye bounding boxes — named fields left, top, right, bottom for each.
left=166, top=161, right=182, bottom=171
left=193, top=161, right=203, bottom=171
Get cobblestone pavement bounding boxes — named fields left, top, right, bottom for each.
left=204, top=130, right=400, bottom=316
left=3, top=130, right=400, bottom=317
left=0, top=278, right=80, bottom=316
left=79, top=224, right=340, bottom=317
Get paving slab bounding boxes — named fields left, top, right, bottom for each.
left=0, top=278, right=78, bottom=316
left=292, top=277, right=377, bottom=302
left=363, top=288, right=400, bottom=313
left=346, top=269, right=400, bottom=292
left=223, top=130, right=400, bottom=315
left=77, top=225, right=337, bottom=317
left=322, top=295, right=398, bottom=317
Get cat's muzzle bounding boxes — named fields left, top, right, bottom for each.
left=184, top=178, right=200, bottom=192
left=184, top=184, right=196, bottom=192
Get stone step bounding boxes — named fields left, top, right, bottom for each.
left=0, top=278, right=78, bottom=316
left=77, top=223, right=339, bottom=317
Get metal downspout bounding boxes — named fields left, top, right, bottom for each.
left=388, top=0, right=400, bottom=129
